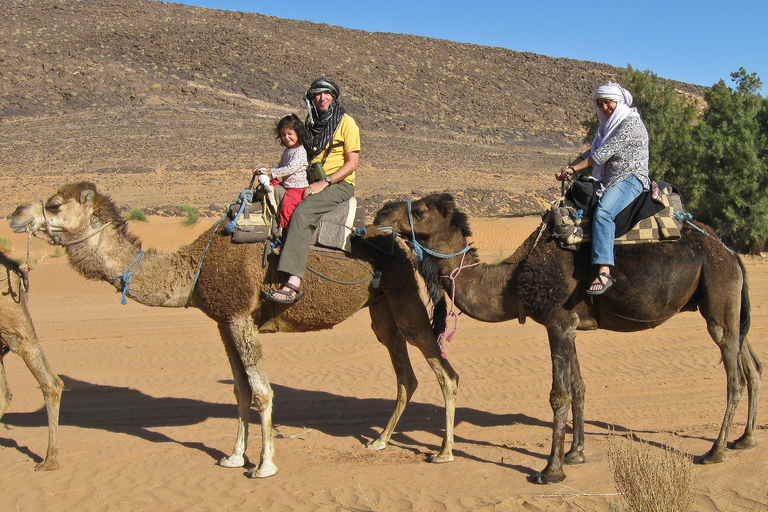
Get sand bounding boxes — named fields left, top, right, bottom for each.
left=0, top=215, right=766, bottom=512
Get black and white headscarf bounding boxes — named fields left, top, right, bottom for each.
left=304, top=77, right=346, bottom=160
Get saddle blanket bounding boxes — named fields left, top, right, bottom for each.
left=551, top=182, right=683, bottom=248
left=229, top=191, right=365, bottom=252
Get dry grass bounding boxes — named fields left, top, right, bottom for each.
left=607, top=433, right=696, bottom=512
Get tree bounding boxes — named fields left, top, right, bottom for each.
left=693, top=68, right=768, bottom=253
left=619, top=66, right=700, bottom=200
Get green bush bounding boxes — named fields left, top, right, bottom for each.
left=126, top=208, right=148, bottom=222
left=181, top=204, right=200, bottom=227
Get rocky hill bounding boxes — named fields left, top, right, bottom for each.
left=0, top=0, right=705, bottom=218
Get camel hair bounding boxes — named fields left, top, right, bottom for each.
left=9, top=182, right=460, bottom=479
left=373, top=192, right=763, bottom=484
left=0, top=253, right=63, bottom=470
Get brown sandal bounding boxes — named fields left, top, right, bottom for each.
left=265, top=282, right=304, bottom=304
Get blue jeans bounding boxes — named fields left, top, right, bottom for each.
left=591, top=175, right=644, bottom=266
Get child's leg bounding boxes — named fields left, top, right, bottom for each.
left=279, top=187, right=307, bottom=228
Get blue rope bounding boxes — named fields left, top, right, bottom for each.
left=673, top=210, right=734, bottom=253
left=406, top=200, right=471, bottom=261
left=115, top=250, right=145, bottom=305
left=224, top=189, right=254, bottom=234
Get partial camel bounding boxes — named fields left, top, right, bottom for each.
left=0, top=253, right=63, bottom=470
left=374, top=193, right=762, bottom=484
left=10, top=182, right=459, bottom=479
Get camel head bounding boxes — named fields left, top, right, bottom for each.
left=373, top=193, right=473, bottom=245
left=10, top=182, right=128, bottom=246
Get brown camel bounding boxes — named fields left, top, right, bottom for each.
left=373, top=193, right=763, bottom=484
left=0, top=253, right=63, bottom=470
left=9, top=182, right=460, bottom=479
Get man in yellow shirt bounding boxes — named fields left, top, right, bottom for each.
left=266, top=77, right=360, bottom=304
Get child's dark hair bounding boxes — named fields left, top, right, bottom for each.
left=274, top=114, right=306, bottom=147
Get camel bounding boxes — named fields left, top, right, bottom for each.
left=0, top=253, right=63, bottom=470
left=9, top=182, right=460, bottom=479
left=373, top=193, right=763, bottom=484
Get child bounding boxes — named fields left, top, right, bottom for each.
left=258, top=114, right=309, bottom=230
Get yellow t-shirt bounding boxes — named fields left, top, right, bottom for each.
left=309, top=114, right=360, bottom=186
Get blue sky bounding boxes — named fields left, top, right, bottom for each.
left=176, top=0, right=766, bottom=91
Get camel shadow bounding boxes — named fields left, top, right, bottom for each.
left=2, top=376, right=709, bottom=473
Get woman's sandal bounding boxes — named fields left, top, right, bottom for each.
left=586, top=272, right=614, bottom=296
left=265, top=282, right=304, bottom=304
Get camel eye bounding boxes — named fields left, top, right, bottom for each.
left=46, top=201, right=62, bottom=213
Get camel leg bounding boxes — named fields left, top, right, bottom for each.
left=369, top=297, right=459, bottom=463
left=367, top=301, right=419, bottom=451
left=1, top=331, right=63, bottom=471
left=223, top=316, right=277, bottom=479
left=0, top=347, right=11, bottom=422
left=565, top=349, right=586, bottom=465
left=733, top=339, right=762, bottom=449
left=217, top=324, right=252, bottom=469
left=534, top=312, right=580, bottom=484
left=701, top=315, right=742, bottom=464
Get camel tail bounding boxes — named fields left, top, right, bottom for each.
left=737, top=255, right=751, bottom=345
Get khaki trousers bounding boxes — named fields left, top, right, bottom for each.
left=276, top=181, right=354, bottom=279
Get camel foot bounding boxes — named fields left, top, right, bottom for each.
left=366, top=438, right=387, bottom=451
left=219, top=454, right=246, bottom=468
left=564, top=450, right=586, bottom=465
left=529, top=469, right=566, bottom=485
left=35, top=459, right=59, bottom=471
left=732, top=434, right=757, bottom=450
left=428, top=451, right=454, bottom=463
left=246, top=463, right=278, bottom=479
left=700, top=447, right=726, bottom=465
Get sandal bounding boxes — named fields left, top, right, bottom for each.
left=586, top=272, right=614, bottom=296
left=265, top=282, right=304, bottom=304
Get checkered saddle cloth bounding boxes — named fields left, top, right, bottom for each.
left=551, top=182, right=683, bottom=248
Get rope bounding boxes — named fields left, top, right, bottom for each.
left=186, top=213, right=228, bottom=308
left=436, top=251, right=480, bottom=358
left=224, top=189, right=254, bottom=234
left=673, top=210, right=735, bottom=254
left=406, top=200, right=471, bottom=261
left=305, top=253, right=377, bottom=285
left=114, top=250, right=145, bottom=305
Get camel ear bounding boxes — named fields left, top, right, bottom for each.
left=80, top=189, right=95, bottom=205
left=435, top=194, right=455, bottom=216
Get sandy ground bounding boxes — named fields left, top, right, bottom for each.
left=0, top=215, right=766, bottom=512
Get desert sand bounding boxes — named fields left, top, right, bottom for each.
left=0, top=214, right=766, bottom=512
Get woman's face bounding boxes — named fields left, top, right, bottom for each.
left=596, top=98, right=617, bottom=118
left=313, top=91, right=334, bottom=114
left=280, top=127, right=299, bottom=148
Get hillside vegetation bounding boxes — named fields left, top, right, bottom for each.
left=0, top=0, right=705, bottom=217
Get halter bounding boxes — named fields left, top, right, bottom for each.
left=405, top=200, right=472, bottom=261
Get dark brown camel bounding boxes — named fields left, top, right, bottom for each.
left=9, top=182, right=460, bottom=479
left=0, top=253, right=63, bottom=470
left=373, top=193, right=762, bottom=484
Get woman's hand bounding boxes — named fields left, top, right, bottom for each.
left=556, top=166, right=575, bottom=181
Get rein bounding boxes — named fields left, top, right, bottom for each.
left=436, top=251, right=479, bottom=358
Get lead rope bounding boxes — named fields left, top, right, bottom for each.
left=436, top=251, right=480, bottom=358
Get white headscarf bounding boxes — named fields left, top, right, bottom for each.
left=590, top=82, right=640, bottom=181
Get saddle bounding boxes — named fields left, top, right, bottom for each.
left=550, top=178, right=684, bottom=249
left=226, top=186, right=366, bottom=253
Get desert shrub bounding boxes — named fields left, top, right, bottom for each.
left=607, top=434, right=695, bottom=512
left=126, top=208, right=148, bottom=222
left=181, top=204, right=200, bottom=227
